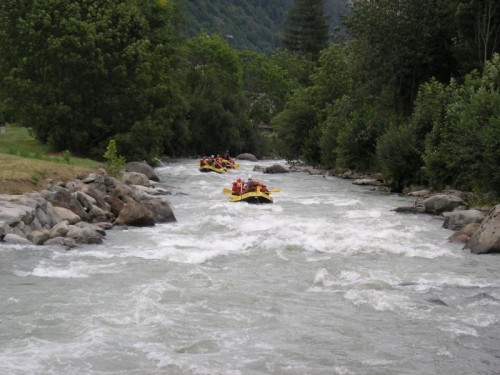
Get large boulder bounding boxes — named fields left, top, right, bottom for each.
left=142, top=199, right=176, bottom=223
left=49, top=221, right=70, bottom=238
left=423, top=194, right=463, bottom=215
left=67, top=225, right=104, bottom=244
left=122, top=171, right=150, bottom=187
left=0, top=203, right=36, bottom=226
left=0, top=220, right=11, bottom=239
left=27, top=229, right=50, bottom=245
left=264, top=164, right=289, bottom=174
left=114, top=200, right=155, bottom=227
left=53, top=206, right=81, bottom=225
left=236, top=153, right=258, bottom=162
left=125, top=162, right=159, bottom=182
left=442, top=209, right=485, bottom=230
left=464, top=205, right=500, bottom=254
left=3, top=233, right=32, bottom=245
left=43, top=186, right=87, bottom=219
left=448, top=223, right=481, bottom=244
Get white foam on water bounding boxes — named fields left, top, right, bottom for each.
left=344, top=289, right=413, bottom=312
left=18, top=260, right=120, bottom=279
left=2, top=159, right=500, bottom=375
left=438, top=322, right=478, bottom=337
left=416, top=273, right=497, bottom=289
left=458, top=313, right=498, bottom=327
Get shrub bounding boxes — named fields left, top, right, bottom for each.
left=103, top=139, right=126, bottom=178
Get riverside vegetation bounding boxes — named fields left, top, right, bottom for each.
left=0, top=1, right=499, bottom=205
left=0, top=126, right=176, bottom=247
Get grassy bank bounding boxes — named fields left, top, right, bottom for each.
left=0, top=125, right=101, bottom=194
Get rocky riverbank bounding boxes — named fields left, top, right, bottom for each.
left=0, top=162, right=176, bottom=249
left=284, top=164, right=500, bottom=255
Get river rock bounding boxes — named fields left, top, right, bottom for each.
left=252, top=165, right=266, bottom=173
left=125, top=161, right=159, bottom=182
left=464, top=204, right=500, bottom=254
left=142, top=200, right=176, bottom=223
left=423, top=194, right=463, bottom=214
left=0, top=220, right=11, bottom=238
left=3, top=233, right=32, bottom=245
left=79, top=184, right=109, bottom=211
left=442, top=209, right=485, bottom=230
left=447, top=223, right=481, bottom=244
left=264, top=164, right=289, bottom=174
left=352, top=178, right=384, bottom=186
left=75, top=191, right=96, bottom=212
left=236, top=153, right=258, bottom=161
left=27, top=229, right=50, bottom=245
left=43, top=186, right=87, bottom=219
left=114, top=200, right=155, bottom=227
left=53, top=206, right=81, bottom=225
left=50, top=221, right=70, bottom=238
left=122, top=171, right=150, bottom=187
left=87, top=205, right=113, bottom=223
left=44, top=236, right=77, bottom=249
left=67, top=225, right=104, bottom=244
left=0, top=168, right=177, bottom=247
left=393, top=206, right=426, bottom=214
left=0, top=203, right=35, bottom=226
left=75, top=221, right=107, bottom=236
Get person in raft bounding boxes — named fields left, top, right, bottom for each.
left=231, top=178, right=245, bottom=195
left=214, top=155, right=226, bottom=170
left=242, top=176, right=269, bottom=193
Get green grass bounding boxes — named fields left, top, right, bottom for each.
left=0, top=124, right=101, bottom=169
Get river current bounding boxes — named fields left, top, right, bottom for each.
left=1, top=158, right=499, bottom=375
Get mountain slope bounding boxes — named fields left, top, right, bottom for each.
left=182, top=0, right=348, bottom=55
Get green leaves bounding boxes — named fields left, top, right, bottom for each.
left=421, top=54, right=500, bottom=194
left=0, top=0, right=183, bottom=161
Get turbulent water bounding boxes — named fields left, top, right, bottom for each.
left=1, top=159, right=499, bottom=375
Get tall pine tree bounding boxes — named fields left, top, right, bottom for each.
left=282, top=0, right=330, bottom=62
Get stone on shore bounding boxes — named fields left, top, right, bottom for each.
left=442, top=209, right=485, bottom=230
left=264, top=164, right=289, bottom=174
left=125, top=161, right=160, bottom=182
left=448, top=223, right=481, bottom=244
left=464, top=205, right=500, bottom=254
left=0, top=167, right=176, bottom=247
left=423, top=194, right=463, bottom=214
left=236, top=153, right=258, bottom=161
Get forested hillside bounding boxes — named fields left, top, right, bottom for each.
left=1, top=0, right=499, bottom=198
left=182, top=0, right=348, bottom=54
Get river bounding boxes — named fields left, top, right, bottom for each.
left=1, top=158, right=499, bottom=375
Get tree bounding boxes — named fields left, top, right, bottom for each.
left=0, top=0, right=183, bottom=162
left=454, top=0, right=500, bottom=76
left=184, top=34, right=253, bottom=155
left=273, top=87, right=318, bottom=163
left=345, top=0, right=456, bottom=115
left=282, top=0, right=330, bottom=62
left=423, top=54, right=500, bottom=195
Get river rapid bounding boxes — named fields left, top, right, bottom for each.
left=1, top=158, right=499, bottom=375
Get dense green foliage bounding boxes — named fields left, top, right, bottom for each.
left=0, top=0, right=185, bottom=164
left=1, top=0, right=499, bottom=198
left=273, top=0, right=500, bottom=197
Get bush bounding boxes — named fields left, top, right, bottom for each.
left=103, top=139, right=126, bottom=178
left=376, top=122, right=422, bottom=192
left=423, top=54, right=500, bottom=195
